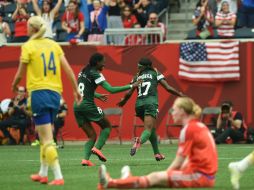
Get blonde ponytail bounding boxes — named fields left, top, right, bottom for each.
left=174, top=97, right=202, bottom=119
left=28, top=16, right=46, bottom=40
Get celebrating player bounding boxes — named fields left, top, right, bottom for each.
left=117, top=57, right=184, bottom=160
left=74, top=53, right=141, bottom=166
left=98, top=97, right=218, bottom=189
left=12, top=16, right=82, bottom=185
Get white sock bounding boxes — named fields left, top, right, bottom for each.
left=51, top=162, right=63, bottom=180
left=38, top=163, right=48, bottom=177
left=237, top=153, right=254, bottom=172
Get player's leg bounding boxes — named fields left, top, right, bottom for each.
left=92, top=116, right=112, bottom=162
left=98, top=165, right=173, bottom=189
left=228, top=150, right=254, bottom=189
left=149, top=127, right=165, bottom=161
left=80, top=121, right=96, bottom=166
left=30, top=90, right=63, bottom=185
left=74, top=110, right=96, bottom=166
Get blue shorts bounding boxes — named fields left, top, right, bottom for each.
left=31, top=90, right=60, bottom=125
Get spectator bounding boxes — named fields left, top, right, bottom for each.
left=61, top=0, right=85, bottom=41
left=87, top=0, right=109, bottom=44
left=215, top=1, right=236, bottom=38
left=215, top=101, right=247, bottom=144
left=133, top=0, right=157, bottom=27
left=237, top=0, right=254, bottom=28
left=32, top=0, right=63, bottom=39
left=192, top=0, right=214, bottom=39
left=12, top=3, right=29, bottom=42
left=0, top=11, right=11, bottom=45
left=217, top=0, right=237, bottom=14
left=0, top=86, right=31, bottom=145
left=145, top=12, right=166, bottom=43
left=107, top=0, right=124, bottom=44
left=53, top=98, right=67, bottom=146
left=124, top=23, right=145, bottom=45
left=122, top=5, right=138, bottom=28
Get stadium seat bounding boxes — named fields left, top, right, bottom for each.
left=234, top=27, right=254, bottom=38
left=59, top=3, right=65, bottom=13
left=54, top=20, right=64, bottom=32
left=165, top=108, right=181, bottom=144
left=103, top=107, right=123, bottom=144
left=56, top=31, right=67, bottom=42
left=4, top=4, right=16, bottom=14
left=200, top=106, right=221, bottom=134
left=27, top=2, right=34, bottom=13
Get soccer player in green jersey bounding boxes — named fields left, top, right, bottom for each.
left=74, top=53, right=141, bottom=166
left=117, top=57, right=185, bottom=161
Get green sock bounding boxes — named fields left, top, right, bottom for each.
left=95, top=128, right=111, bottom=150
left=84, top=140, right=95, bottom=160
left=140, top=129, right=151, bottom=144
left=149, top=128, right=160, bottom=155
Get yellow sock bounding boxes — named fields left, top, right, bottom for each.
left=43, top=143, right=58, bottom=166
left=43, top=143, right=63, bottom=179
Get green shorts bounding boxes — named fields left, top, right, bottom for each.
left=135, top=104, right=159, bottom=120
left=74, top=103, right=104, bottom=127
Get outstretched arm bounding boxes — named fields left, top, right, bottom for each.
left=159, top=79, right=185, bottom=97
left=116, top=88, right=135, bottom=107
left=100, top=81, right=139, bottom=94
left=32, top=0, right=42, bottom=16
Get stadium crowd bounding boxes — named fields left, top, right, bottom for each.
left=0, top=0, right=168, bottom=45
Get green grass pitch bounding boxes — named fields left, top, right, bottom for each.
left=0, top=144, right=253, bottom=190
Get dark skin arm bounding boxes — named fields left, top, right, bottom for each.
left=116, top=88, right=135, bottom=107
left=159, top=79, right=185, bottom=97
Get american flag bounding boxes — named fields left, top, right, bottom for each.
left=179, top=41, right=240, bottom=82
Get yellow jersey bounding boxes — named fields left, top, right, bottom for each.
left=20, top=38, right=64, bottom=94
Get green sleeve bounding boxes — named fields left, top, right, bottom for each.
left=94, top=92, right=101, bottom=98
left=100, top=81, right=131, bottom=94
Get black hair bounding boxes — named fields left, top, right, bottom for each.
left=82, top=53, right=104, bottom=73
left=139, top=57, right=152, bottom=67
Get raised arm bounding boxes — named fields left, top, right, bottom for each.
left=32, top=0, right=42, bottom=16
left=51, top=0, right=63, bottom=15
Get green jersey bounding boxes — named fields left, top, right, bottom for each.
left=133, top=68, right=165, bottom=107
left=74, top=68, right=105, bottom=110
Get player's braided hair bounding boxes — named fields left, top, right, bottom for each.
left=136, top=57, right=157, bottom=77
left=82, top=53, right=104, bottom=73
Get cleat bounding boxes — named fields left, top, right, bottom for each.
left=30, top=174, right=48, bottom=184
left=31, top=140, right=40, bottom=146
left=98, top=165, right=108, bottom=190
left=48, top=179, right=64, bottom=186
left=130, top=137, right=141, bottom=156
left=81, top=159, right=95, bottom=166
left=154, top=153, right=165, bottom=161
left=121, top=165, right=131, bottom=179
left=228, top=162, right=242, bottom=190
left=92, top=147, right=107, bottom=162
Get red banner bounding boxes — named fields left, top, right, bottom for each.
left=0, top=43, right=253, bottom=140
